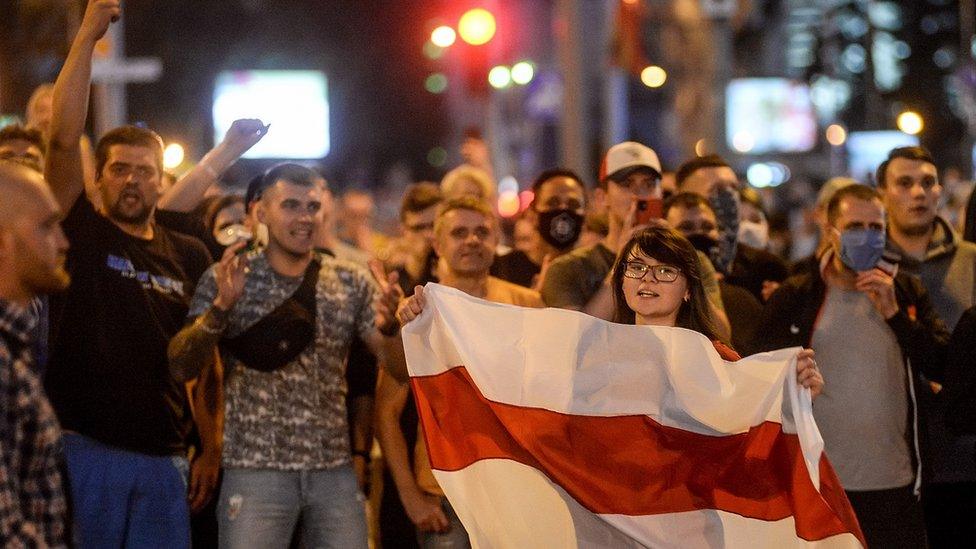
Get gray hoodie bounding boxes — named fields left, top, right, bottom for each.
left=888, top=216, right=976, bottom=484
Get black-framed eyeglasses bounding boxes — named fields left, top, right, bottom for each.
left=623, top=262, right=682, bottom=283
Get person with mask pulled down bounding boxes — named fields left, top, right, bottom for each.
left=754, top=184, right=949, bottom=548
left=491, top=168, right=587, bottom=290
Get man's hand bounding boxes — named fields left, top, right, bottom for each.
left=795, top=348, right=824, bottom=400
left=221, top=119, right=269, bottom=159
left=80, top=0, right=121, bottom=43
left=613, top=199, right=668, bottom=254
left=396, top=286, right=427, bottom=326
left=531, top=254, right=554, bottom=294
left=213, top=241, right=249, bottom=312
left=856, top=268, right=898, bottom=319
left=369, top=260, right=404, bottom=335
left=402, top=491, right=450, bottom=533
left=187, top=450, right=220, bottom=512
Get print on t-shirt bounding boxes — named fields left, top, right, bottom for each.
left=106, top=254, right=186, bottom=297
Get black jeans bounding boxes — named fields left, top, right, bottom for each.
left=847, top=485, right=928, bottom=548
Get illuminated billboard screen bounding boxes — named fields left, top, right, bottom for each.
left=726, top=78, right=817, bottom=154
left=213, top=70, right=329, bottom=159
left=846, top=131, right=919, bottom=183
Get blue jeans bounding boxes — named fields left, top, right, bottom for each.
left=419, top=497, right=470, bottom=549
left=217, top=466, right=367, bottom=549
left=62, top=433, right=190, bottom=548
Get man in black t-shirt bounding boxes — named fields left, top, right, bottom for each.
left=42, top=3, right=217, bottom=547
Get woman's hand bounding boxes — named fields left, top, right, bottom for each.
left=795, top=348, right=823, bottom=400
left=396, top=285, right=427, bottom=326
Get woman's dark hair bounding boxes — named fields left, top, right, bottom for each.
left=610, top=226, right=721, bottom=341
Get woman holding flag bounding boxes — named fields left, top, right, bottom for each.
left=393, top=224, right=863, bottom=547
left=609, top=225, right=823, bottom=396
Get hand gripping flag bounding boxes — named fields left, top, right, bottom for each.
left=402, top=283, right=865, bottom=548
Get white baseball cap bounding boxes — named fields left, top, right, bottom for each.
left=599, top=141, right=662, bottom=183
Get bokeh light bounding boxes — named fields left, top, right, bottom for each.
left=497, top=190, right=520, bottom=217
left=430, top=26, right=457, bottom=48
left=163, top=143, right=185, bottom=169
left=425, top=73, right=448, bottom=94
left=825, top=124, right=847, bottom=146
left=897, top=111, right=923, bottom=135
left=488, top=65, right=512, bottom=89
left=458, top=8, right=496, bottom=46
left=732, top=131, right=756, bottom=153
left=640, top=65, right=667, bottom=88
left=427, top=147, right=448, bottom=167
left=511, top=61, right=535, bottom=85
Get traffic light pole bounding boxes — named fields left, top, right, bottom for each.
left=556, top=0, right=589, bottom=179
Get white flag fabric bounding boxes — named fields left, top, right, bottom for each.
left=402, top=283, right=864, bottom=548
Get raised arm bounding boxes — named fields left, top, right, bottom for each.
left=45, top=0, right=120, bottom=211
left=158, top=119, right=268, bottom=212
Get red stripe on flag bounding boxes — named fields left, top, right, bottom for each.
left=413, top=366, right=864, bottom=545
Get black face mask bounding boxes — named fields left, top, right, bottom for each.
left=537, top=209, right=584, bottom=250
left=685, top=233, right=720, bottom=256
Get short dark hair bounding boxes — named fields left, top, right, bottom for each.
left=246, top=163, right=321, bottom=210
left=532, top=168, right=586, bottom=195
left=875, top=146, right=936, bottom=188
left=400, top=182, right=442, bottom=221
left=95, top=125, right=165, bottom=177
left=610, top=226, right=721, bottom=342
left=826, top=184, right=881, bottom=226
left=663, top=191, right=713, bottom=218
left=675, top=155, right=730, bottom=188
left=0, top=124, right=46, bottom=155
left=531, top=167, right=586, bottom=207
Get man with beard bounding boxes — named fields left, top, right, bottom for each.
left=492, top=168, right=587, bottom=289
left=41, top=2, right=216, bottom=546
left=377, top=196, right=542, bottom=548
left=0, top=162, right=71, bottom=547
left=877, top=146, right=976, bottom=547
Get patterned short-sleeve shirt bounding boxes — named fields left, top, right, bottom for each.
left=188, top=251, right=377, bottom=470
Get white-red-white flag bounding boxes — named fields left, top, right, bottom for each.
left=402, top=283, right=864, bottom=548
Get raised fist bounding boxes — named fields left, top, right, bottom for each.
left=81, top=0, right=122, bottom=43
left=222, top=119, right=270, bottom=157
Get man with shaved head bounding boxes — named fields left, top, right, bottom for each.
left=0, top=161, right=69, bottom=546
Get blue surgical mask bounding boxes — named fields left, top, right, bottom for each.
left=838, top=228, right=885, bottom=272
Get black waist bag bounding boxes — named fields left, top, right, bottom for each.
left=220, top=259, right=320, bottom=372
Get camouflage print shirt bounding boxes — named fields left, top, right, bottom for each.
left=188, top=251, right=376, bottom=470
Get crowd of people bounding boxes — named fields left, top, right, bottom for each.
left=3, top=1, right=976, bottom=548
